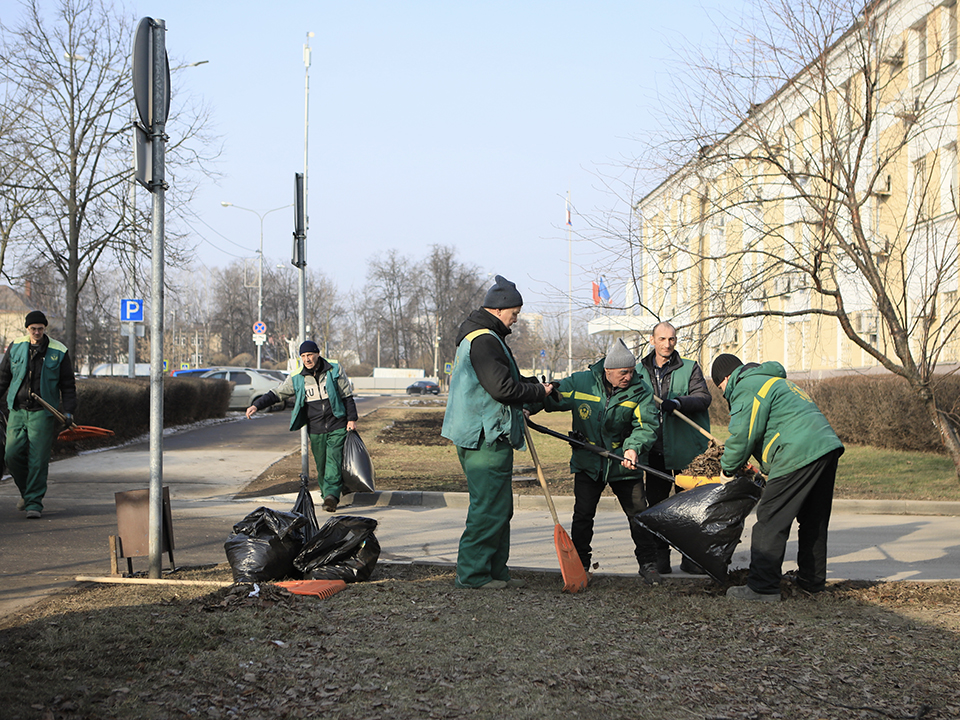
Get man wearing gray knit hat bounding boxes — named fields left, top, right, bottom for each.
left=526, top=338, right=663, bottom=585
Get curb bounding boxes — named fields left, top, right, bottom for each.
left=343, top=491, right=960, bottom=517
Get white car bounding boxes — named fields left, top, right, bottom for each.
left=199, top=367, right=285, bottom=411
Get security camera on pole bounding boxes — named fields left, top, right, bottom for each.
left=133, top=16, right=170, bottom=580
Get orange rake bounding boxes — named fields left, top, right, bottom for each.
left=29, top=392, right=115, bottom=442
left=275, top=579, right=348, bottom=599
left=522, top=423, right=589, bottom=594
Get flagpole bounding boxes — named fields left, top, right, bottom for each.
left=566, top=191, right=572, bottom=375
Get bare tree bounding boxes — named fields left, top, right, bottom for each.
left=0, top=0, right=217, bottom=354
left=610, top=0, right=960, bottom=475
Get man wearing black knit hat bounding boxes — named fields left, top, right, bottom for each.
left=711, top=353, right=843, bottom=602
left=246, top=340, right=357, bottom=512
left=442, top=275, right=554, bottom=589
left=0, top=310, right=77, bottom=519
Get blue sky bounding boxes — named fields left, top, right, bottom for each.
left=125, top=0, right=726, bottom=315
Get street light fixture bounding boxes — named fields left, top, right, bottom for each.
left=221, top=201, right=292, bottom=369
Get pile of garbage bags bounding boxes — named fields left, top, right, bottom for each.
left=225, top=478, right=380, bottom=584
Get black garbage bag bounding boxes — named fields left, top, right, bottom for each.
left=341, top=430, right=376, bottom=493
left=292, top=474, right=321, bottom=539
left=224, top=507, right=309, bottom=583
left=633, top=474, right=764, bottom=583
left=294, top=515, right=380, bottom=582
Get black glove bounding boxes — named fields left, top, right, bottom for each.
left=63, top=413, right=74, bottom=427
left=661, top=399, right=681, bottom=415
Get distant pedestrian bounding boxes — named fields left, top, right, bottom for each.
left=636, top=321, right=712, bottom=574
left=246, top=341, right=357, bottom=512
left=528, top=338, right=662, bottom=584
left=441, top=275, right=554, bottom=590
left=0, top=311, right=77, bottom=519
left=712, top=354, right=844, bottom=602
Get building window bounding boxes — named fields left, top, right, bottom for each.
left=915, top=18, right=928, bottom=84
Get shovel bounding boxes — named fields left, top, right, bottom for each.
left=653, top=395, right=722, bottom=447
left=522, top=423, right=589, bottom=594
left=29, top=393, right=115, bottom=441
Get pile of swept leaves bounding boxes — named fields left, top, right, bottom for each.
left=2, top=563, right=959, bottom=720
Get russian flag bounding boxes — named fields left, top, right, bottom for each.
left=598, top=277, right=611, bottom=304
left=566, top=202, right=572, bottom=227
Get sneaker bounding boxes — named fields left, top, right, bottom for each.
left=25, top=509, right=41, bottom=519
left=322, top=496, right=338, bottom=513
left=680, top=557, right=708, bottom=575
left=17, top=498, right=26, bottom=511
left=638, top=563, right=663, bottom=586
left=478, top=580, right=508, bottom=590
left=505, top=578, right=526, bottom=588
left=656, top=548, right=672, bottom=575
left=726, top=585, right=780, bottom=602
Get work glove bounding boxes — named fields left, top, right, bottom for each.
left=719, top=471, right=735, bottom=482
left=661, top=398, right=681, bottom=415
left=63, top=413, right=74, bottom=428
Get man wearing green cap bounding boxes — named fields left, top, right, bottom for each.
left=0, top=310, right=77, bottom=519
left=442, top=275, right=554, bottom=589
left=246, top=340, right=357, bottom=512
left=527, top=338, right=662, bottom=584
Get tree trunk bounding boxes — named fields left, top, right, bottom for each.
left=926, top=397, right=960, bottom=481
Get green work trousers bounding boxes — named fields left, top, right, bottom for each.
left=6, top=409, right=57, bottom=512
left=454, top=436, right=515, bottom=588
left=310, top=427, right=348, bottom=500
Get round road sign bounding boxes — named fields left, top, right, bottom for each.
left=253, top=321, right=266, bottom=334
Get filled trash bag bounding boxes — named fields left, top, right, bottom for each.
left=342, top=430, right=376, bottom=493
left=633, top=474, right=764, bottom=583
left=224, top=507, right=309, bottom=583
left=294, top=515, right=380, bottom=582
left=292, top=474, right=321, bottom=539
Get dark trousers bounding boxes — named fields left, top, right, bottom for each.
left=643, top=451, right=679, bottom=552
left=747, top=448, right=842, bottom=594
left=571, top=471, right=655, bottom=571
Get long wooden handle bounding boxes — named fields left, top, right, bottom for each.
left=654, top=395, right=721, bottom=446
left=29, top=392, right=68, bottom=425
left=523, top=423, right=561, bottom=526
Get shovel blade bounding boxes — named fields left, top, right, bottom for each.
left=57, top=425, right=115, bottom=442
left=554, top=524, right=588, bottom=593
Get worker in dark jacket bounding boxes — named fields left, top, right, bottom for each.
left=441, top=275, right=553, bottom=590
left=528, top=339, right=661, bottom=584
left=0, top=310, right=77, bottom=519
left=246, top=341, right=357, bottom=513
left=636, top=321, right=712, bottom=574
left=712, top=354, right=844, bottom=602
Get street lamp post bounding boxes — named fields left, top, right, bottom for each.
left=221, top=201, right=290, bottom=368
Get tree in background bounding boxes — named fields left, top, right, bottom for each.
left=0, top=0, right=217, bottom=355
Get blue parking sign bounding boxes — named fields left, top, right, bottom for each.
left=120, top=299, right=144, bottom=322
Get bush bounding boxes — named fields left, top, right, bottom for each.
left=707, top=372, right=960, bottom=454
left=55, top=377, right=232, bottom=453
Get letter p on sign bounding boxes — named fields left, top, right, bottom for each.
left=121, top=299, right=144, bottom=323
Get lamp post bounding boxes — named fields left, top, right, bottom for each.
left=221, top=201, right=290, bottom=368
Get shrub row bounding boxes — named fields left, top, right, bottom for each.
left=55, top=377, right=232, bottom=453
left=706, top=373, right=960, bottom=454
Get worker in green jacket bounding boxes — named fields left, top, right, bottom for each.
left=441, top=275, right=554, bottom=590
left=712, top=354, right=844, bottom=602
left=529, top=339, right=662, bottom=584
left=0, top=311, right=77, bottom=519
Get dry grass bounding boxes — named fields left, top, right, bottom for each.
left=2, top=564, right=959, bottom=719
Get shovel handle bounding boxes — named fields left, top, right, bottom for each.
left=654, top=395, right=721, bottom=446
left=29, top=392, right=69, bottom=425
left=522, top=423, right=561, bottom=526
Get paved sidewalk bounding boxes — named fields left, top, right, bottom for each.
left=1, top=409, right=958, bottom=622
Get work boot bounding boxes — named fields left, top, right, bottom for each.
left=25, top=509, right=41, bottom=519
left=477, top=580, right=508, bottom=590
left=680, top=557, right=707, bottom=575
left=656, top=547, right=672, bottom=574
left=638, top=563, right=662, bottom=586
left=322, top=496, right=338, bottom=513
left=726, top=585, right=780, bottom=602
left=506, top=578, right=526, bottom=588
left=17, top=498, right=26, bottom=511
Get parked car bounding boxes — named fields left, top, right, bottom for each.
left=199, top=367, right=285, bottom=411
left=171, top=368, right=211, bottom=378
left=406, top=380, right=440, bottom=395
